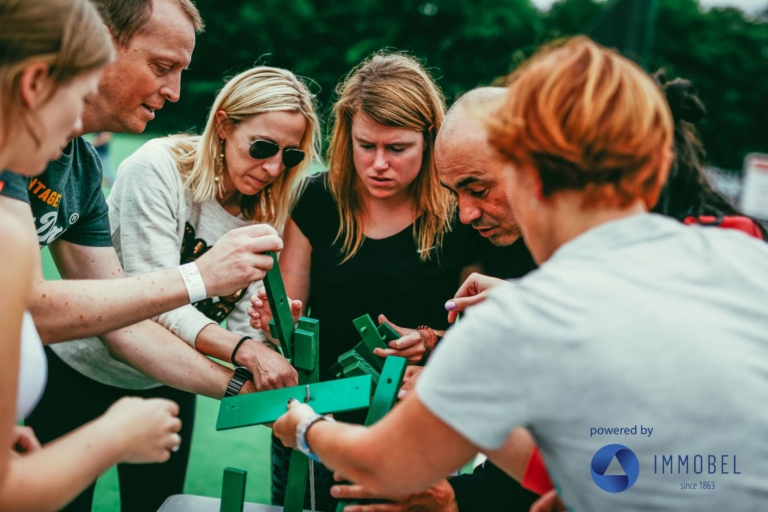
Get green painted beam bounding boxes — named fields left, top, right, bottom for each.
left=220, top=467, right=247, bottom=512
left=262, top=252, right=296, bottom=360
left=284, top=451, right=309, bottom=512
left=364, top=356, right=407, bottom=426
left=352, top=315, right=388, bottom=371
left=336, top=357, right=407, bottom=512
left=216, top=376, right=373, bottom=430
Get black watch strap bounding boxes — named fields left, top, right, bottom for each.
left=225, top=366, right=253, bottom=397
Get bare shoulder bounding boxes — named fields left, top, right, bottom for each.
left=0, top=202, right=37, bottom=272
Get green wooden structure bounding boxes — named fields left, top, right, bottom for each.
left=329, top=314, right=400, bottom=383
left=221, top=468, right=248, bottom=512
left=217, top=253, right=407, bottom=512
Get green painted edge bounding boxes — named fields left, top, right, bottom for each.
left=262, top=252, right=295, bottom=360
left=216, top=376, right=372, bottom=430
left=220, top=467, right=247, bottom=512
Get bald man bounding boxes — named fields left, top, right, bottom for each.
left=330, top=88, right=540, bottom=511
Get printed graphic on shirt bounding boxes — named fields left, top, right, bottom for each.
left=27, top=177, right=68, bottom=245
left=180, top=222, right=246, bottom=322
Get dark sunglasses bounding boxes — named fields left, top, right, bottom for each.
left=235, top=123, right=305, bottom=169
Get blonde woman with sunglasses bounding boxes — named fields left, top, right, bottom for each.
left=61, top=65, right=322, bottom=492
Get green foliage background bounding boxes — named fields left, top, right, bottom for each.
left=154, top=0, right=768, bottom=170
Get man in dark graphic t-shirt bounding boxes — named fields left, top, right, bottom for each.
left=1, top=139, right=110, bottom=248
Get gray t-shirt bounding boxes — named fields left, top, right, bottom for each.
left=417, top=213, right=768, bottom=511
left=52, top=138, right=267, bottom=389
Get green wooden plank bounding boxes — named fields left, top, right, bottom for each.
left=216, top=376, right=373, bottom=430
left=284, top=451, right=309, bottom=512
left=336, top=357, right=407, bottom=512
left=377, top=321, right=400, bottom=341
left=220, top=467, right=247, bottom=512
left=262, top=252, right=296, bottom=360
left=352, top=316, right=388, bottom=371
left=294, top=318, right=319, bottom=373
left=364, top=356, right=407, bottom=426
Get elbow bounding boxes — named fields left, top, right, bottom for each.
left=100, top=333, right=128, bottom=363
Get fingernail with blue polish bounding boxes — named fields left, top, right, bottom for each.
left=445, top=300, right=456, bottom=311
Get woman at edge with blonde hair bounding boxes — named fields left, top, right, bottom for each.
left=0, top=0, right=182, bottom=510
left=254, top=52, right=491, bottom=510
left=60, top=65, right=322, bottom=499
left=273, top=37, right=768, bottom=511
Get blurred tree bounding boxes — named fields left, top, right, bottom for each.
left=153, top=0, right=767, bottom=169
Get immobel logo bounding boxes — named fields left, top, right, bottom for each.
left=591, top=444, right=640, bottom=493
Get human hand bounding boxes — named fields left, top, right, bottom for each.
left=397, top=366, right=424, bottom=401
left=273, top=399, right=317, bottom=449
left=372, top=315, right=428, bottom=364
left=103, top=397, right=182, bottom=464
left=234, top=339, right=298, bottom=390
left=11, top=425, right=41, bottom=456
left=445, top=273, right=505, bottom=323
left=331, top=472, right=459, bottom=512
left=248, top=287, right=303, bottom=331
left=196, top=225, right=283, bottom=298
left=530, top=490, right=566, bottom=512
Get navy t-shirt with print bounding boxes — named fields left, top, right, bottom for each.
left=0, top=137, right=112, bottom=248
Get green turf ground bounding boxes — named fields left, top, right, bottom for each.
left=42, top=133, right=273, bottom=511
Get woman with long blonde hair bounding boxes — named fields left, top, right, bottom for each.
left=64, top=65, right=322, bottom=499
left=0, top=0, right=183, bottom=510
left=252, top=52, right=492, bottom=510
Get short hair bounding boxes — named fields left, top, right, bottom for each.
left=327, top=52, right=451, bottom=262
left=90, top=0, right=204, bottom=47
left=485, top=37, right=674, bottom=209
left=169, top=66, right=321, bottom=228
left=0, top=0, right=113, bottom=150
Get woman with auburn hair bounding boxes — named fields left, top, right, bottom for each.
left=272, top=37, right=768, bottom=511
left=251, top=52, right=491, bottom=509
left=61, top=65, right=321, bottom=502
left=0, top=0, right=182, bottom=510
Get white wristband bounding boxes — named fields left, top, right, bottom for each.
left=178, top=262, right=208, bottom=304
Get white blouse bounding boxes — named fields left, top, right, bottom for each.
left=16, top=312, right=47, bottom=421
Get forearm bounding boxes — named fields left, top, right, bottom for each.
left=102, top=320, right=232, bottom=399
left=195, top=323, right=242, bottom=363
left=307, top=420, right=462, bottom=498
left=0, top=417, right=123, bottom=511
left=30, top=269, right=189, bottom=344
left=486, top=428, right=536, bottom=483
left=307, top=421, right=393, bottom=493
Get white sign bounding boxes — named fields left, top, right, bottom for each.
left=741, top=153, right=768, bottom=220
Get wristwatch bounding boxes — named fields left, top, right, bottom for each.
left=296, top=413, right=335, bottom=462
left=224, top=366, right=253, bottom=397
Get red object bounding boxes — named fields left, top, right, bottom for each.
left=522, top=446, right=554, bottom=495
left=0, top=181, right=4, bottom=194
left=418, top=325, right=438, bottom=360
left=683, top=215, right=765, bottom=240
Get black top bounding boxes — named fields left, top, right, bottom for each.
left=292, top=173, right=489, bottom=383
left=449, top=460, right=539, bottom=511
left=0, top=137, right=111, bottom=248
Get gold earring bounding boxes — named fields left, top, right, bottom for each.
left=215, top=139, right=224, bottom=183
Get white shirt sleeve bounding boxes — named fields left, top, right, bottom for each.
left=108, top=140, right=215, bottom=347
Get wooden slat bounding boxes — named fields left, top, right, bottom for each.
left=216, top=377, right=373, bottom=430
